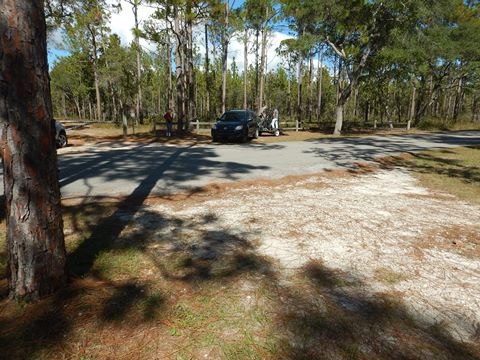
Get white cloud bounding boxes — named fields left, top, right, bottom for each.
left=109, top=0, right=156, bottom=50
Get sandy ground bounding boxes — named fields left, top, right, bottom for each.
left=120, top=167, right=480, bottom=345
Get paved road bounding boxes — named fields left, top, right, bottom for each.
left=52, top=131, right=479, bottom=198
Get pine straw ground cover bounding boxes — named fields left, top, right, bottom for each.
left=0, top=147, right=480, bottom=359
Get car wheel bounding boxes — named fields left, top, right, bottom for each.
left=56, top=132, right=68, bottom=148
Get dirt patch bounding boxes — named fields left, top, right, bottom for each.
left=139, top=168, right=480, bottom=343
left=422, top=224, right=480, bottom=259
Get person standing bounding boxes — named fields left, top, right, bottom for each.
left=163, top=108, right=174, bottom=137
left=271, top=108, right=279, bottom=129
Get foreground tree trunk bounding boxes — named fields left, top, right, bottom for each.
left=0, top=0, right=66, bottom=301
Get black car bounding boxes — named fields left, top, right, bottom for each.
left=211, top=110, right=259, bottom=142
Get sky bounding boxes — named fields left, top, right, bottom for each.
left=48, top=0, right=293, bottom=73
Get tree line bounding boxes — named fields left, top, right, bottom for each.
left=50, top=0, right=480, bottom=135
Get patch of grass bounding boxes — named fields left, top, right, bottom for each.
left=417, top=118, right=480, bottom=131
left=221, top=334, right=265, bottom=360
left=374, top=267, right=410, bottom=285
left=398, top=146, right=480, bottom=204
left=92, top=248, right=149, bottom=281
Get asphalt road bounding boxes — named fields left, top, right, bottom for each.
left=47, top=130, right=480, bottom=199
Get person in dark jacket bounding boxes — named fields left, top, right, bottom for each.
left=163, top=108, right=174, bottom=137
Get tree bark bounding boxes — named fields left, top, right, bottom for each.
left=204, top=24, right=211, bottom=116
left=296, top=56, right=303, bottom=132
left=453, top=76, right=464, bottom=121
left=307, top=56, right=313, bottom=122
left=254, top=29, right=259, bottom=106
left=186, top=3, right=195, bottom=125
left=174, top=5, right=184, bottom=130
left=221, top=1, right=229, bottom=114
left=90, top=27, right=102, bottom=122
left=130, top=0, right=143, bottom=125
left=243, top=28, right=248, bottom=110
left=166, top=36, right=173, bottom=110
left=316, top=48, right=323, bottom=123
left=1, top=0, right=66, bottom=301
left=258, top=8, right=268, bottom=112
left=334, top=104, right=344, bottom=135
left=407, top=85, right=416, bottom=131
left=74, top=97, right=82, bottom=119
left=62, top=92, right=67, bottom=118
left=353, top=87, right=359, bottom=118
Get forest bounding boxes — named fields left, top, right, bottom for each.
left=48, top=0, right=480, bottom=134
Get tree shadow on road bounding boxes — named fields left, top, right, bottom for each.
left=303, top=131, right=480, bottom=169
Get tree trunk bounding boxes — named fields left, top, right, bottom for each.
left=258, top=9, right=268, bottom=112
left=333, top=76, right=354, bottom=135
left=62, top=92, right=67, bottom=118
left=174, top=6, right=184, bottom=131
left=287, top=75, right=292, bottom=118
left=364, top=101, right=369, bottom=125
left=132, top=1, right=143, bottom=124
left=254, top=29, right=259, bottom=105
left=111, top=93, right=118, bottom=124
left=453, top=76, right=463, bottom=121
left=89, top=25, right=102, bottom=122
left=186, top=4, right=195, bottom=125
left=88, top=100, right=93, bottom=121
left=334, top=103, right=344, bottom=135
left=353, top=87, right=359, bottom=118
left=166, top=38, right=173, bottom=110
left=1, top=0, right=66, bottom=301
left=74, top=97, right=82, bottom=119
left=243, top=29, right=248, bottom=110
left=296, top=56, right=303, bottom=132
left=316, top=48, right=323, bottom=124
left=120, top=100, right=128, bottom=137
left=307, top=56, right=313, bottom=122
left=221, top=2, right=229, bottom=114
left=204, top=24, right=211, bottom=116
left=407, top=85, right=416, bottom=131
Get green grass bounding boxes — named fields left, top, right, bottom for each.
left=375, top=267, right=410, bottom=285
left=397, top=145, right=480, bottom=204
left=417, top=117, right=480, bottom=131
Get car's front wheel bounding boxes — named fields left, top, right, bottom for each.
left=56, top=132, right=68, bottom=148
